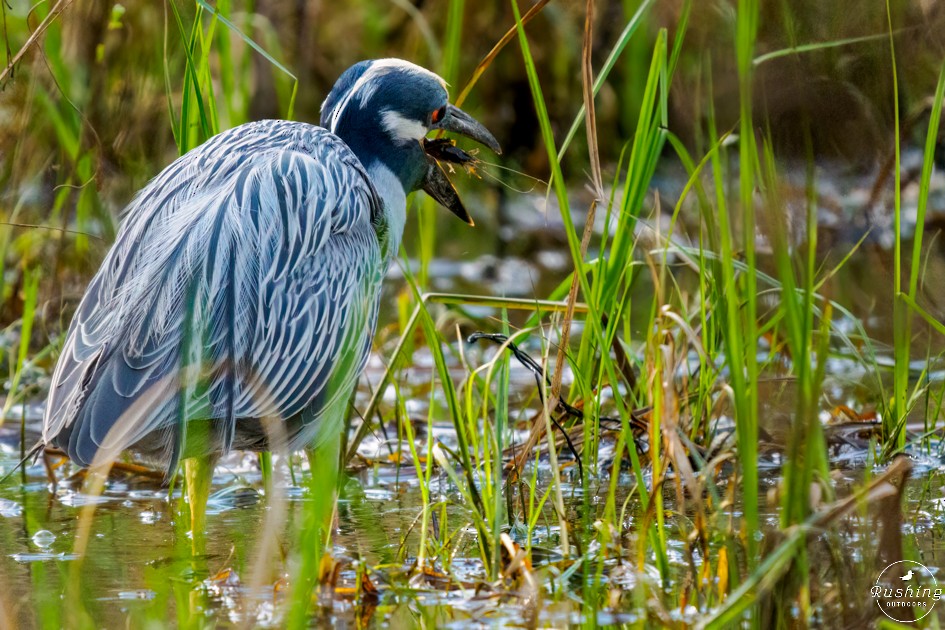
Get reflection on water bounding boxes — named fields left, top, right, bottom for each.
left=3, top=417, right=944, bottom=626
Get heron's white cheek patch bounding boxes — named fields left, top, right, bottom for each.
left=381, top=110, right=427, bottom=145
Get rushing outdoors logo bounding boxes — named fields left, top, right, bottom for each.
left=871, top=560, right=942, bottom=622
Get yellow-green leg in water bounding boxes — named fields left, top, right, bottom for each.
left=184, top=456, right=214, bottom=555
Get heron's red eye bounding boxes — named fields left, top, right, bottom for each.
left=431, top=106, right=446, bottom=124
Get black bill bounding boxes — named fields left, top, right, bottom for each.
left=421, top=104, right=501, bottom=225
left=422, top=159, right=473, bottom=224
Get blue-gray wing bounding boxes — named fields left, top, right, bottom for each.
left=42, top=122, right=383, bottom=467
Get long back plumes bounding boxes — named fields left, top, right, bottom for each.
left=42, top=120, right=386, bottom=472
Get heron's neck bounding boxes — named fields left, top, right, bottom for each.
left=336, top=113, right=425, bottom=192
left=366, top=161, right=407, bottom=262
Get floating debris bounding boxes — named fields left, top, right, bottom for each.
left=0, top=498, right=22, bottom=518
left=11, top=552, right=79, bottom=563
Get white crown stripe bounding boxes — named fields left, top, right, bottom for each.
left=328, top=58, right=445, bottom=134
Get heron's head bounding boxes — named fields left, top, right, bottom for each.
left=321, top=59, right=501, bottom=224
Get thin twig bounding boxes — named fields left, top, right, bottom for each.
left=0, top=222, right=104, bottom=241
left=582, top=0, right=604, bottom=199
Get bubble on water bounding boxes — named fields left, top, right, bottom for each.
left=31, top=530, right=56, bottom=548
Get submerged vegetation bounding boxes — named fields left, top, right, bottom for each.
left=2, top=0, right=945, bottom=627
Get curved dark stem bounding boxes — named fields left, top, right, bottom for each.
left=467, top=332, right=585, bottom=485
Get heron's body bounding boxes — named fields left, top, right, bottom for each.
left=39, top=59, right=499, bottom=547
left=44, top=120, right=396, bottom=469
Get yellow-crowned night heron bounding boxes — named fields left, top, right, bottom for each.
left=40, top=59, right=500, bottom=542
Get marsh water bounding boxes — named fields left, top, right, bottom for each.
left=3, top=155, right=945, bottom=627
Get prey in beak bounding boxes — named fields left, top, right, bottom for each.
left=422, top=104, right=502, bottom=225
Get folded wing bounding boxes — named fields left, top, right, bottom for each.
left=43, top=121, right=382, bottom=469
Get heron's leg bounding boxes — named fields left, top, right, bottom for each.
left=42, top=448, right=60, bottom=488
left=184, top=455, right=214, bottom=555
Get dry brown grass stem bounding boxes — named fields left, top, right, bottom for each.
left=513, top=0, right=603, bottom=478
left=453, top=0, right=551, bottom=108
left=0, top=0, right=73, bottom=86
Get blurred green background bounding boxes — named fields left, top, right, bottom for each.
left=1, top=0, right=944, bottom=325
